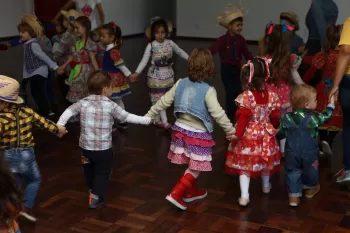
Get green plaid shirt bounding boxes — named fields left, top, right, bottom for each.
left=278, top=105, right=334, bottom=139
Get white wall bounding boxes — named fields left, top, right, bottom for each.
left=176, top=0, right=350, bottom=41
left=0, top=0, right=175, bottom=38
left=0, top=0, right=34, bottom=38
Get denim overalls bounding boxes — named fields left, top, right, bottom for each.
left=283, top=114, right=319, bottom=198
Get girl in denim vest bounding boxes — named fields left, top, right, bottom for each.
left=225, top=57, right=281, bottom=207
left=146, top=48, right=235, bottom=210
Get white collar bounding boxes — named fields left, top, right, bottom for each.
left=106, top=43, right=114, bottom=51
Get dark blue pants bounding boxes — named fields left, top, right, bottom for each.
left=220, top=63, right=241, bottom=120
left=339, top=74, right=350, bottom=171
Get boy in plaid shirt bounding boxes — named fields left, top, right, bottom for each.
left=277, top=84, right=335, bottom=207
left=57, top=71, right=151, bottom=209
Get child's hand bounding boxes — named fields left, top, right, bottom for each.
left=57, top=66, right=65, bottom=75
left=144, top=116, right=152, bottom=125
left=57, top=125, right=68, bottom=137
left=329, top=93, right=336, bottom=106
left=130, top=73, right=138, bottom=82
left=226, top=134, right=238, bottom=141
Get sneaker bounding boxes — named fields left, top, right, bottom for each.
left=289, top=197, right=300, bottom=207
left=89, top=194, right=104, bottom=209
left=305, top=185, right=320, bottom=199
left=336, top=170, right=350, bottom=183
left=20, top=207, right=37, bottom=222
left=321, top=141, right=332, bottom=156
left=238, top=198, right=249, bottom=207
left=262, top=183, right=272, bottom=194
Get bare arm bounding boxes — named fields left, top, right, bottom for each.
left=53, top=0, right=74, bottom=22
left=96, top=3, right=105, bottom=26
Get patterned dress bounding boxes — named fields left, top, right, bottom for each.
left=135, top=39, right=188, bottom=104
left=303, top=50, right=342, bottom=129
left=66, top=39, right=97, bottom=103
left=225, top=90, right=281, bottom=178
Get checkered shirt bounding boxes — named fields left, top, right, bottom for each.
left=57, top=95, right=129, bottom=151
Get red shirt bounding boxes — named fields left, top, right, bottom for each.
left=210, top=32, right=253, bottom=67
left=235, top=91, right=280, bottom=138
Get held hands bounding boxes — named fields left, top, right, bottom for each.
left=129, top=73, right=139, bottom=82
left=226, top=134, right=238, bottom=141
left=328, top=85, right=339, bottom=103
left=57, top=125, right=68, bottom=138
left=56, top=66, right=65, bottom=75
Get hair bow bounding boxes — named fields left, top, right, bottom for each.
left=243, top=60, right=255, bottom=84
left=280, top=21, right=294, bottom=32
left=110, top=21, right=117, bottom=30
left=267, top=21, right=275, bottom=34
left=260, top=57, right=271, bottom=81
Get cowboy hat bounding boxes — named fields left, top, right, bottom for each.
left=280, top=12, right=299, bottom=31
left=21, top=14, right=43, bottom=39
left=217, top=4, right=246, bottom=29
left=145, top=16, right=173, bottom=39
left=0, top=76, right=23, bottom=104
left=61, top=9, right=81, bottom=24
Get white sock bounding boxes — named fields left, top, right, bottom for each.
left=185, top=168, right=200, bottom=178
left=280, top=139, right=286, bottom=153
left=239, top=175, right=250, bottom=199
left=261, top=175, right=270, bottom=188
left=114, top=99, right=125, bottom=110
left=160, top=110, right=167, bottom=124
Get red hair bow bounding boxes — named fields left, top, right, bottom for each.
left=110, top=21, right=117, bottom=30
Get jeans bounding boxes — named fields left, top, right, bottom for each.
left=339, top=74, right=350, bottom=171
left=4, top=148, right=41, bottom=209
left=21, top=75, right=50, bottom=117
left=82, top=148, right=114, bottom=199
left=220, top=63, right=241, bottom=120
left=285, top=148, right=319, bottom=197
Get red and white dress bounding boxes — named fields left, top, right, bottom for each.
left=225, top=90, right=281, bottom=178
left=303, top=50, right=342, bottom=129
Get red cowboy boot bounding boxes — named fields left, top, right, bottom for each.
left=165, top=173, right=193, bottom=210
left=183, top=173, right=207, bottom=203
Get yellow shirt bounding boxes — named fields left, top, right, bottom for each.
left=339, top=17, right=350, bottom=74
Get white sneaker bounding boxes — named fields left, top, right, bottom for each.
left=321, top=141, right=332, bottom=156
left=238, top=198, right=250, bottom=207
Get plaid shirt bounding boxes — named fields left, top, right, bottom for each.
left=0, top=104, right=58, bottom=149
left=278, top=105, right=334, bottom=139
left=57, top=95, right=129, bottom=151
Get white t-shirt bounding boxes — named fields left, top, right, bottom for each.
left=73, top=0, right=101, bottom=30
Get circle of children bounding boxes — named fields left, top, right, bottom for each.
left=0, top=3, right=344, bottom=232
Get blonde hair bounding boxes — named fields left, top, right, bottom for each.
left=290, top=84, right=316, bottom=109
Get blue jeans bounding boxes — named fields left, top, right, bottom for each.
left=4, top=148, right=41, bottom=209
left=285, top=148, right=319, bottom=197
left=339, top=74, right=350, bottom=171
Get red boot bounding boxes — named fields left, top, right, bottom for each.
left=165, top=174, right=193, bottom=210
left=183, top=175, right=207, bottom=203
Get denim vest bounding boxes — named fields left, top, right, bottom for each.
left=283, top=114, right=319, bottom=155
left=24, top=39, right=46, bottom=75
left=174, top=78, right=214, bottom=132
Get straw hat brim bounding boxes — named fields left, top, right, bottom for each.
left=145, top=21, right=173, bottom=39
left=280, top=12, right=299, bottom=31
left=217, top=12, right=244, bottom=29
left=0, top=96, right=23, bottom=104
left=61, top=10, right=80, bottom=23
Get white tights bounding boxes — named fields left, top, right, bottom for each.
left=239, top=175, right=270, bottom=199
left=155, top=110, right=168, bottom=124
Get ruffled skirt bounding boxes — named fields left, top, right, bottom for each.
left=168, top=125, right=215, bottom=171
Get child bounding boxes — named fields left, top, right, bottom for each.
left=277, top=84, right=335, bottom=207
left=51, top=15, right=67, bottom=44
left=131, top=17, right=188, bottom=129
left=0, top=75, right=66, bottom=222
left=100, top=22, right=131, bottom=129
left=225, top=57, right=281, bottom=207
left=57, top=71, right=151, bottom=209
left=53, top=9, right=80, bottom=104
left=210, top=4, right=253, bottom=121
left=0, top=156, right=22, bottom=233
left=92, top=28, right=105, bottom=69
left=60, top=16, right=99, bottom=104
left=261, top=22, right=304, bottom=156
left=145, top=48, right=235, bottom=210
left=18, top=14, right=62, bottom=117
left=280, top=12, right=305, bottom=55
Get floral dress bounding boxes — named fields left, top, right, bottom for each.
left=303, top=50, right=342, bottom=129
left=66, top=39, right=97, bottom=103
left=225, top=90, right=281, bottom=178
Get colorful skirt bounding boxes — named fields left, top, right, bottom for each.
left=109, top=72, right=131, bottom=99
left=66, top=64, right=93, bottom=103
left=147, top=66, right=174, bottom=105
left=168, top=124, right=215, bottom=171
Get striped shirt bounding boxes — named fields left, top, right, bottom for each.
left=0, top=104, right=59, bottom=149
left=278, top=105, right=334, bottom=139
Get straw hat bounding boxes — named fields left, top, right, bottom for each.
left=61, top=9, right=81, bottom=24
left=0, top=76, right=23, bottom=104
left=145, top=16, right=173, bottom=39
left=280, top=12, right=299, bottom=31
left=217, top=4, right=246, bottom=29
left=21, top=14, right=43, bottom=39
